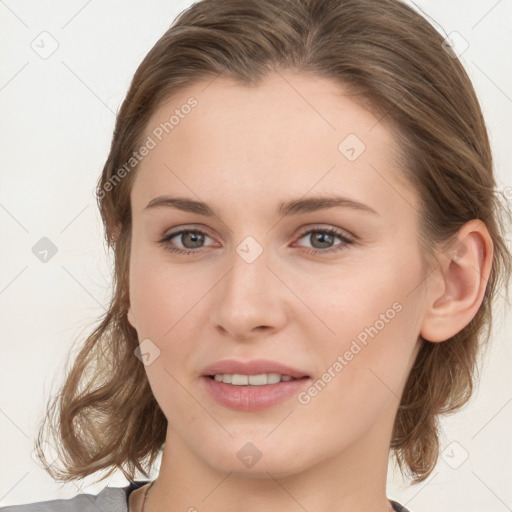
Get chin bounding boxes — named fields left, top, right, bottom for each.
left=197, top=437, right=311, bottom=479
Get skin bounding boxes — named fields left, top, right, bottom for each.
left=126, top=71, right=493, bottom=512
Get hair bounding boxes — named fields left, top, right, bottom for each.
left=34, top=0, right=511, bottom=486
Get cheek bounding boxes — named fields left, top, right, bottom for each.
left=299, top=302, right=418, bottom=446
left=128, top=253, right=203, bottom=412
left=292, top=260, right=408, bottom=344
left=301, top=257, right=421, bottom=410
left=128, top=252, right=212, bottom=396
left=129, top=248, right=210, bottom=338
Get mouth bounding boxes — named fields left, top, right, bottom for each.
left=204, top=373, right=310, bottom=386
left=199, top=359, right=311, bottom=411
left=200, top=358, right=310, bottom=381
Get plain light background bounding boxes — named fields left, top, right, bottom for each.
left=0, top=0, right=510, bottom=510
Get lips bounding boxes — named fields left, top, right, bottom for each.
left=201, top=358, right=310, bottom=379
left=200, top=359, right=312, bottom=411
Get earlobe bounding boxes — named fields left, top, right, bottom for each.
left=420, top=219, right=493, bottom=343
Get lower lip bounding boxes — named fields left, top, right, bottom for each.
left=201, top=376, right=311, bottom=411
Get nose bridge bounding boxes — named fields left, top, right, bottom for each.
left=229, top=238, right=269, bottom=296
left=210, top=236, right=288, bottom=337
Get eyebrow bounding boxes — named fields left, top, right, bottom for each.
left=144, top=195, right=378, bottom=217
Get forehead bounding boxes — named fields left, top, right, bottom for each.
left=131, top=71, right=418, bottom=220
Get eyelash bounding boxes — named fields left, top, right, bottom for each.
left=158, top=226, right=355, bottom=256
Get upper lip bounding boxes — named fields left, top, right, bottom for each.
left=201, top=359, right=310, bottom=379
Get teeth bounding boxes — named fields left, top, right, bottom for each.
left=212, top=373, right=297, bottom=386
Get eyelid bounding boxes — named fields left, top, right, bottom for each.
left=162, top=223, right=355, bottom=240
left=294, top=223, right=356, bottom=240
left=162, top=223, right=216, bottom=239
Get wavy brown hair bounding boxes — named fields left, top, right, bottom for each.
left=34, top=0, right=512, bottom=485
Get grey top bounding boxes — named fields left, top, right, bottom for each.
left=0, top=481, right=411, bottom=511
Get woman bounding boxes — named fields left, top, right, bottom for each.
left=2, top=0, right=510, bottom=511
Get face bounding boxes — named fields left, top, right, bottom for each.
left=127, top=71, right=426, bottom=478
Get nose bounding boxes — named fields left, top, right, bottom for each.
left=210, top=242, right=289, bottom=341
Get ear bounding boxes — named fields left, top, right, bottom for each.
left=420, top=219, right=494, bottom=343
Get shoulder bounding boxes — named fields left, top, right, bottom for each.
left=391, top=499, right=412, bottom=512
left=0, top=481, right=149, bottom=512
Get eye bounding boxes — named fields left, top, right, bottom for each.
left=294, top=226, right=355, bottom=255
left=158, top=228, right=216, bottom=255
left=158, top=226, right=355, bottom=256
